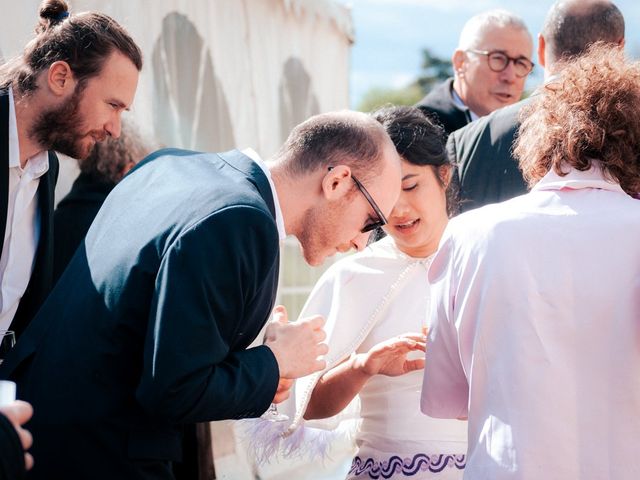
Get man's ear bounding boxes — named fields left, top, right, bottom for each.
left=452, top=50, right=466, bottom=77
left=537, top=33, right=546, bottom=69
left=46, top=61, right=77, bottom=96
left=321, top=165, right=352, bottom=201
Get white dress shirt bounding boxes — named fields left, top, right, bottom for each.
left=422, top=164, right=640, bottom=479
left=242, top=148, right=285, bottom=242
left=0, top=89, right=49, bottom=331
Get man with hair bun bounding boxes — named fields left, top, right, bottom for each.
left=416, top=9, right=533, bottom=135
left=0, top=1, right=141, bottom=475
left=0, top=0, right=142, bottom=337
left=422, top=42, right=640, bottom=479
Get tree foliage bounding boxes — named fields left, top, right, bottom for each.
left=357, top=84, right=423, bottom=112
left=356, top=48, right=452, bottom=112
left=416, top=48, right=452, bottom=93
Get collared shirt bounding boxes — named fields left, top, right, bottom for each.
left=422, top=164, right=640, bottom=479
left=451, top=88, right=479, bottom=122
left=0, top=89, right=49, bottom=331
left=242, top=148, right=286, bottom=242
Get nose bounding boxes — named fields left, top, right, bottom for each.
left=390, top=197, right=409, bottom=220
left=351, top=230, right=370, bottom=252
left=499, top=62, right=517, bottom=83
left=105, top=112, right=122, bottom=139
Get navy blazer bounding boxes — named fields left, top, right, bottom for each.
left=1, top=149, right=281, bottom=479
left=0, top=90, right=59, bottom=338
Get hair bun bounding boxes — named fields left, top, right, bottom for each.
left=36, top=0, right=70, bottom=34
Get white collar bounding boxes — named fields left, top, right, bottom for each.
left=451, top=87, right=479, bottom=121
left=242, top=148, right=286, bottom=242
left=8, top=88, right=49, bottom=178
left=532, top=162, right=627, bottom=195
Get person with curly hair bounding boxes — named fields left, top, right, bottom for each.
left=422, top=41, right=640, bottom=479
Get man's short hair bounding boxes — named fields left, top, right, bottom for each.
left=0, top=0, right=142, bottom=93
left=515, top=42, right=640, bottom=196
left=542, top=0, right=624, bottom=62
left=279, top=111, right=387, bottom=182
left=457, top=9, right=531, bottom=51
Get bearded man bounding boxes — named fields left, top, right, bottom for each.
left=0, top=0, right=142, bottom=337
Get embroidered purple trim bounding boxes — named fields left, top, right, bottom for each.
left=349, top=453, right=466, bottom=478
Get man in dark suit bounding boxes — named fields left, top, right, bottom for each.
left=450, top=0, right=625, bottom=213
left=416, top=9, right=533, bottom=135
left=0, top=1, right=142, bottom=338
left=0, top=110, right=402, bottom=479
left=52, top=121, right=152, bottom=283
left=0, top=1, right=141, bottom=475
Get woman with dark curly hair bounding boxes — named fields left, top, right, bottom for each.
left=422, top=41, right=640, bottom=480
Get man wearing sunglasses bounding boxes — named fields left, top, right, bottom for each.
left=416, top=9, right=533, bottom=135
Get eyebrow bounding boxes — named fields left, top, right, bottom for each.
left=402, top=173, right=419, bottom=181
left=489, top=49, right=531, bottom=60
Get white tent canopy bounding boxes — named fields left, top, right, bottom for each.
left=1, top=0, right=352, bottom=158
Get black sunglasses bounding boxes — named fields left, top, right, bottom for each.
left=466, top=49, right=534, bottom=78
left=328, top=167, right=387, bottom=233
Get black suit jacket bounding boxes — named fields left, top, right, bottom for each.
left=1, top=149, right=282, bottom=480
left=447, top=98, right=531, bottom=213
left=52, top=172, right=115, bottom=283
left=415, top=78, right=472, bottom=135
left=0, top=90, right=59, bottom=338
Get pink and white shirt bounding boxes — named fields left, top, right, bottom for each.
left=422, top=164, right=640, bottom=479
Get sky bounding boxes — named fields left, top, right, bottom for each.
left=339, top=0, right=640, bottom=108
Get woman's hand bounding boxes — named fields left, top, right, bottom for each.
left=353, top=333, right=426, bottom=377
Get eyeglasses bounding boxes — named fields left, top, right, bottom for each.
left=466, top=49, right=534, bottom=78
left=328, top=167, right=387, bottom=233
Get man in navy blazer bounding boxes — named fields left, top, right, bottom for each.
left=1, top=111, right=402, bottom=479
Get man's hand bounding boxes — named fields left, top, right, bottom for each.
left=263, top=305, right=328, bottom=379
left=0, top=400, right=34, bottom=470
left=353, top=333, right=426, bottom=377
left=272, top=378, right=294, bottom=404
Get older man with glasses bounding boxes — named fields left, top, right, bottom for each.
left=448, top=0, right=626, bottom=212
left=416, top=9, right=533, bottom=135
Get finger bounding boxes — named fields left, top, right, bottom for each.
left=24, top=452, right=33, bottom=471
left=400, top=333, right=427, bottom=342
left=405, top=358, right=426, bottom=372
left=17, top=426, right=32, bottom=451
left=272, top=305, right=288, bottom=324
left=276, top=378, right=294, bottom=392
left=316, top=343, right=329, bottom=356
left=305, top=315, right=326, bottom=330
left=314, top=328, right=327, bottom=343
left=0, top=401, right=33, bottom=427
left=397, top=338, right=426, bottom=351
left=272, top=389, right=290, bottom=404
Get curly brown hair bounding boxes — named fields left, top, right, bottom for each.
left=514, top=42, right=640, bottom=196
